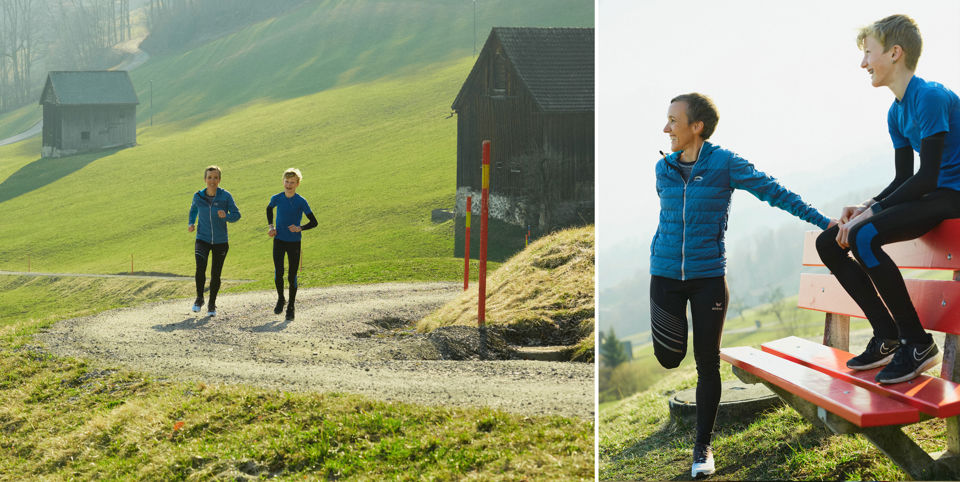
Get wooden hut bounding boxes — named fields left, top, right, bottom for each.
left=452, top=27, right=593, bottom=257
left=40, top=71, right=139, bottom=158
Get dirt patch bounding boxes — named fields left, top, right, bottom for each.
left=36, top=282, right=593, bottom=418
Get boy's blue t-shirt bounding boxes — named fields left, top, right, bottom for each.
left=887, top=75, right=960, bottom=190
left=269, top=192, right=312, bottom=242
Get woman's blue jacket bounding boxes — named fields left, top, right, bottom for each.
left=651, top=142, right=830, bottom=280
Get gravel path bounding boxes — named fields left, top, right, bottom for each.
left=37, top=282, right=594, bottom=419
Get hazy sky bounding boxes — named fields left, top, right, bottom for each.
left=596, top=0, right=960, bottom=255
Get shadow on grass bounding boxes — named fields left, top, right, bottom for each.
left=605, top=409, right=829, bottom=481
left=0, top=148, right=119, bottom=204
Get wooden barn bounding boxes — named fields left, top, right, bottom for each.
left=452, top=27, right=594, bottom=258
left=40, top=71, right=139, bottom=158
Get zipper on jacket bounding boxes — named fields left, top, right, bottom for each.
left=208, top=192, right=214, bottom=243
left=681, top=178, right=687, bottom=280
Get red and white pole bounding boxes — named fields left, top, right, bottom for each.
left=479, top=140, right=490, bottom=326
left=464, top=195, right=471, bottom=291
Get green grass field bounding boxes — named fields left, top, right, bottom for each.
left=0, top=0, right=595, bottom=478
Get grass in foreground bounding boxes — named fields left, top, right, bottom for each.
left=419, top=226, right=595, bottom=361
left=0, top=275, right=593, bottom=479
left=599, top=359, right=943, bottom=480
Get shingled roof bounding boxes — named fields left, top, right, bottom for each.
left=40, top=71, right=139, bottom=106
left=453, top=27, right=594, bottom=113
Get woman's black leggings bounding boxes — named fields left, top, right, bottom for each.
left=650, top=275, right=728, bottom=446
left=195, top=240, right=229, bottom=304
left=273, top=239, right=301, bottom=306
left=815, top=188, right=960, bottom=342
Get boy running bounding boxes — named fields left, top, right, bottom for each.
left=816, top=14, right=960, bottom=384
left=267, top=168, right=318, bottom=321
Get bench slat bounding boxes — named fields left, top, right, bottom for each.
left=802, top=219, right=960, bottom=269
left=720, top=346, right=919, bottom=427
left=762, top=336, right=960, bottom=418
left=798, top=273, right=960, bottom=336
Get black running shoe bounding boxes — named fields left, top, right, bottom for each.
left=285, top=305, right=295, bottom=322
left=207, top=302, right=217, bottom=317
left=274, top=298, right=286, bottom=315
left=691, top=443, right=715, bottom=478
left=846, top=336, right=900, bottom=370
left=192, top=296, right=204, bottom=313
left=875, top=338, right=941, bottom=384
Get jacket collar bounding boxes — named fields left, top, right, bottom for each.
left=664, top=141, right=717, bottom=168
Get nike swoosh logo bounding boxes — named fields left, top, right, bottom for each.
left=879, top=343, right=896, bottom=355
left=913, top=344, right=935, bottom=362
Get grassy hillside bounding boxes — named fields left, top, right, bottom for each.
left=0, top=0, right=593, bottom=288
left=419, top=226, right=595, bottom=361
left=133, top=0, right=594, bottom=129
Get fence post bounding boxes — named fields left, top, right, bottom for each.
left=479, top=140, right=490, bottom=327
left=464, top=195, right=471, bottom=290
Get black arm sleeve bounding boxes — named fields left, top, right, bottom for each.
left=301, top=212, right=318, bottom=231
left=873, top=146, right=914, bottom=202
left=266, top=206, right=274, bottom=225
left=875, top=132, right=946, bottom=209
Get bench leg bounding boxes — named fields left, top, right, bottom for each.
left=823, top=313, right=850, bottom=351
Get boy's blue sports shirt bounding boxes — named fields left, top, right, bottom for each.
left=888, top=75, right=960, bottom=190
left=269, top=192, right=312, bottom=242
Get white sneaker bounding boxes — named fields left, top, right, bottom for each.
left=691, top=443, right=715, bottom=478
left=191, top=297, right=203, bottom=313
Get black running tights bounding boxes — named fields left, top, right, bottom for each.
left=195, top=240, right=229, bottom=304
left=816, top=188, right=960, bottom=342
left=650, top=275, right=728, bottom=446
left=273, top=239, right=301, bottom=306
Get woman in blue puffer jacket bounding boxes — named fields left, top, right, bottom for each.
left=188, top=165, right=242, bottom=316
left=651, top=93, right=834, bottom=478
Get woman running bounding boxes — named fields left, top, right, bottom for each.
left=188, top=165, right=241, bottom=316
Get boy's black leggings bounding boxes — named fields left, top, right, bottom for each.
left=195, top=240, right=229, bottom=305
left=815, top=188, right=960, bottom=342
left=273, top=239, right=301, bottom=306
left=650, top=275, right=728, bottom=446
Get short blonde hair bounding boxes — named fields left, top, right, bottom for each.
left=283, top=168, right=302, bottom=182
left=205, top=165, right=221, bottom=178
left=857, top=14, right=922, bottom=71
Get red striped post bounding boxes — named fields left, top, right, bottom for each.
left=464, top=195, right=471, bottom=290
left=479, top=140, right=490, bottom=326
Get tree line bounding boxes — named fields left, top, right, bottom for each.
left=0, top=0, right=132, bottom=113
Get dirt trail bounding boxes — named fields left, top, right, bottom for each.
left=37, top=282, right=594, bottom=419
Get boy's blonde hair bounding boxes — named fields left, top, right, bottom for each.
left=205, top=165, right=222, bottom=178
left=857, top=14, right=922, bottom=71
left=283, top=168, right=302, bottom=182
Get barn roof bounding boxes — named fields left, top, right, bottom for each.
left=40, top=71, right=139, bottom=106
left=452, top=27, right=594, bottom=113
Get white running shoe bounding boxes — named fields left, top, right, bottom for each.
left=691, top=443, right=715, bottom=478
left=191, top=297, right=203, bottom=313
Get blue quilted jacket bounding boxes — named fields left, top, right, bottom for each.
left=650, top=142, right=830, bottom=280
left=188, top=188, right=242, bottom=244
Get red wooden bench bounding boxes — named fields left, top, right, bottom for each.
left=720, top=219, right=960, bottom=480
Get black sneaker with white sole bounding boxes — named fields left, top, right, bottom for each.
left=691, top=443, right=715, bottom=478
left=846, top=336, right=900, bottom=370
left=875, top=338, right=941, bottom=384
left=207, top=303, right=217, bottom=317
